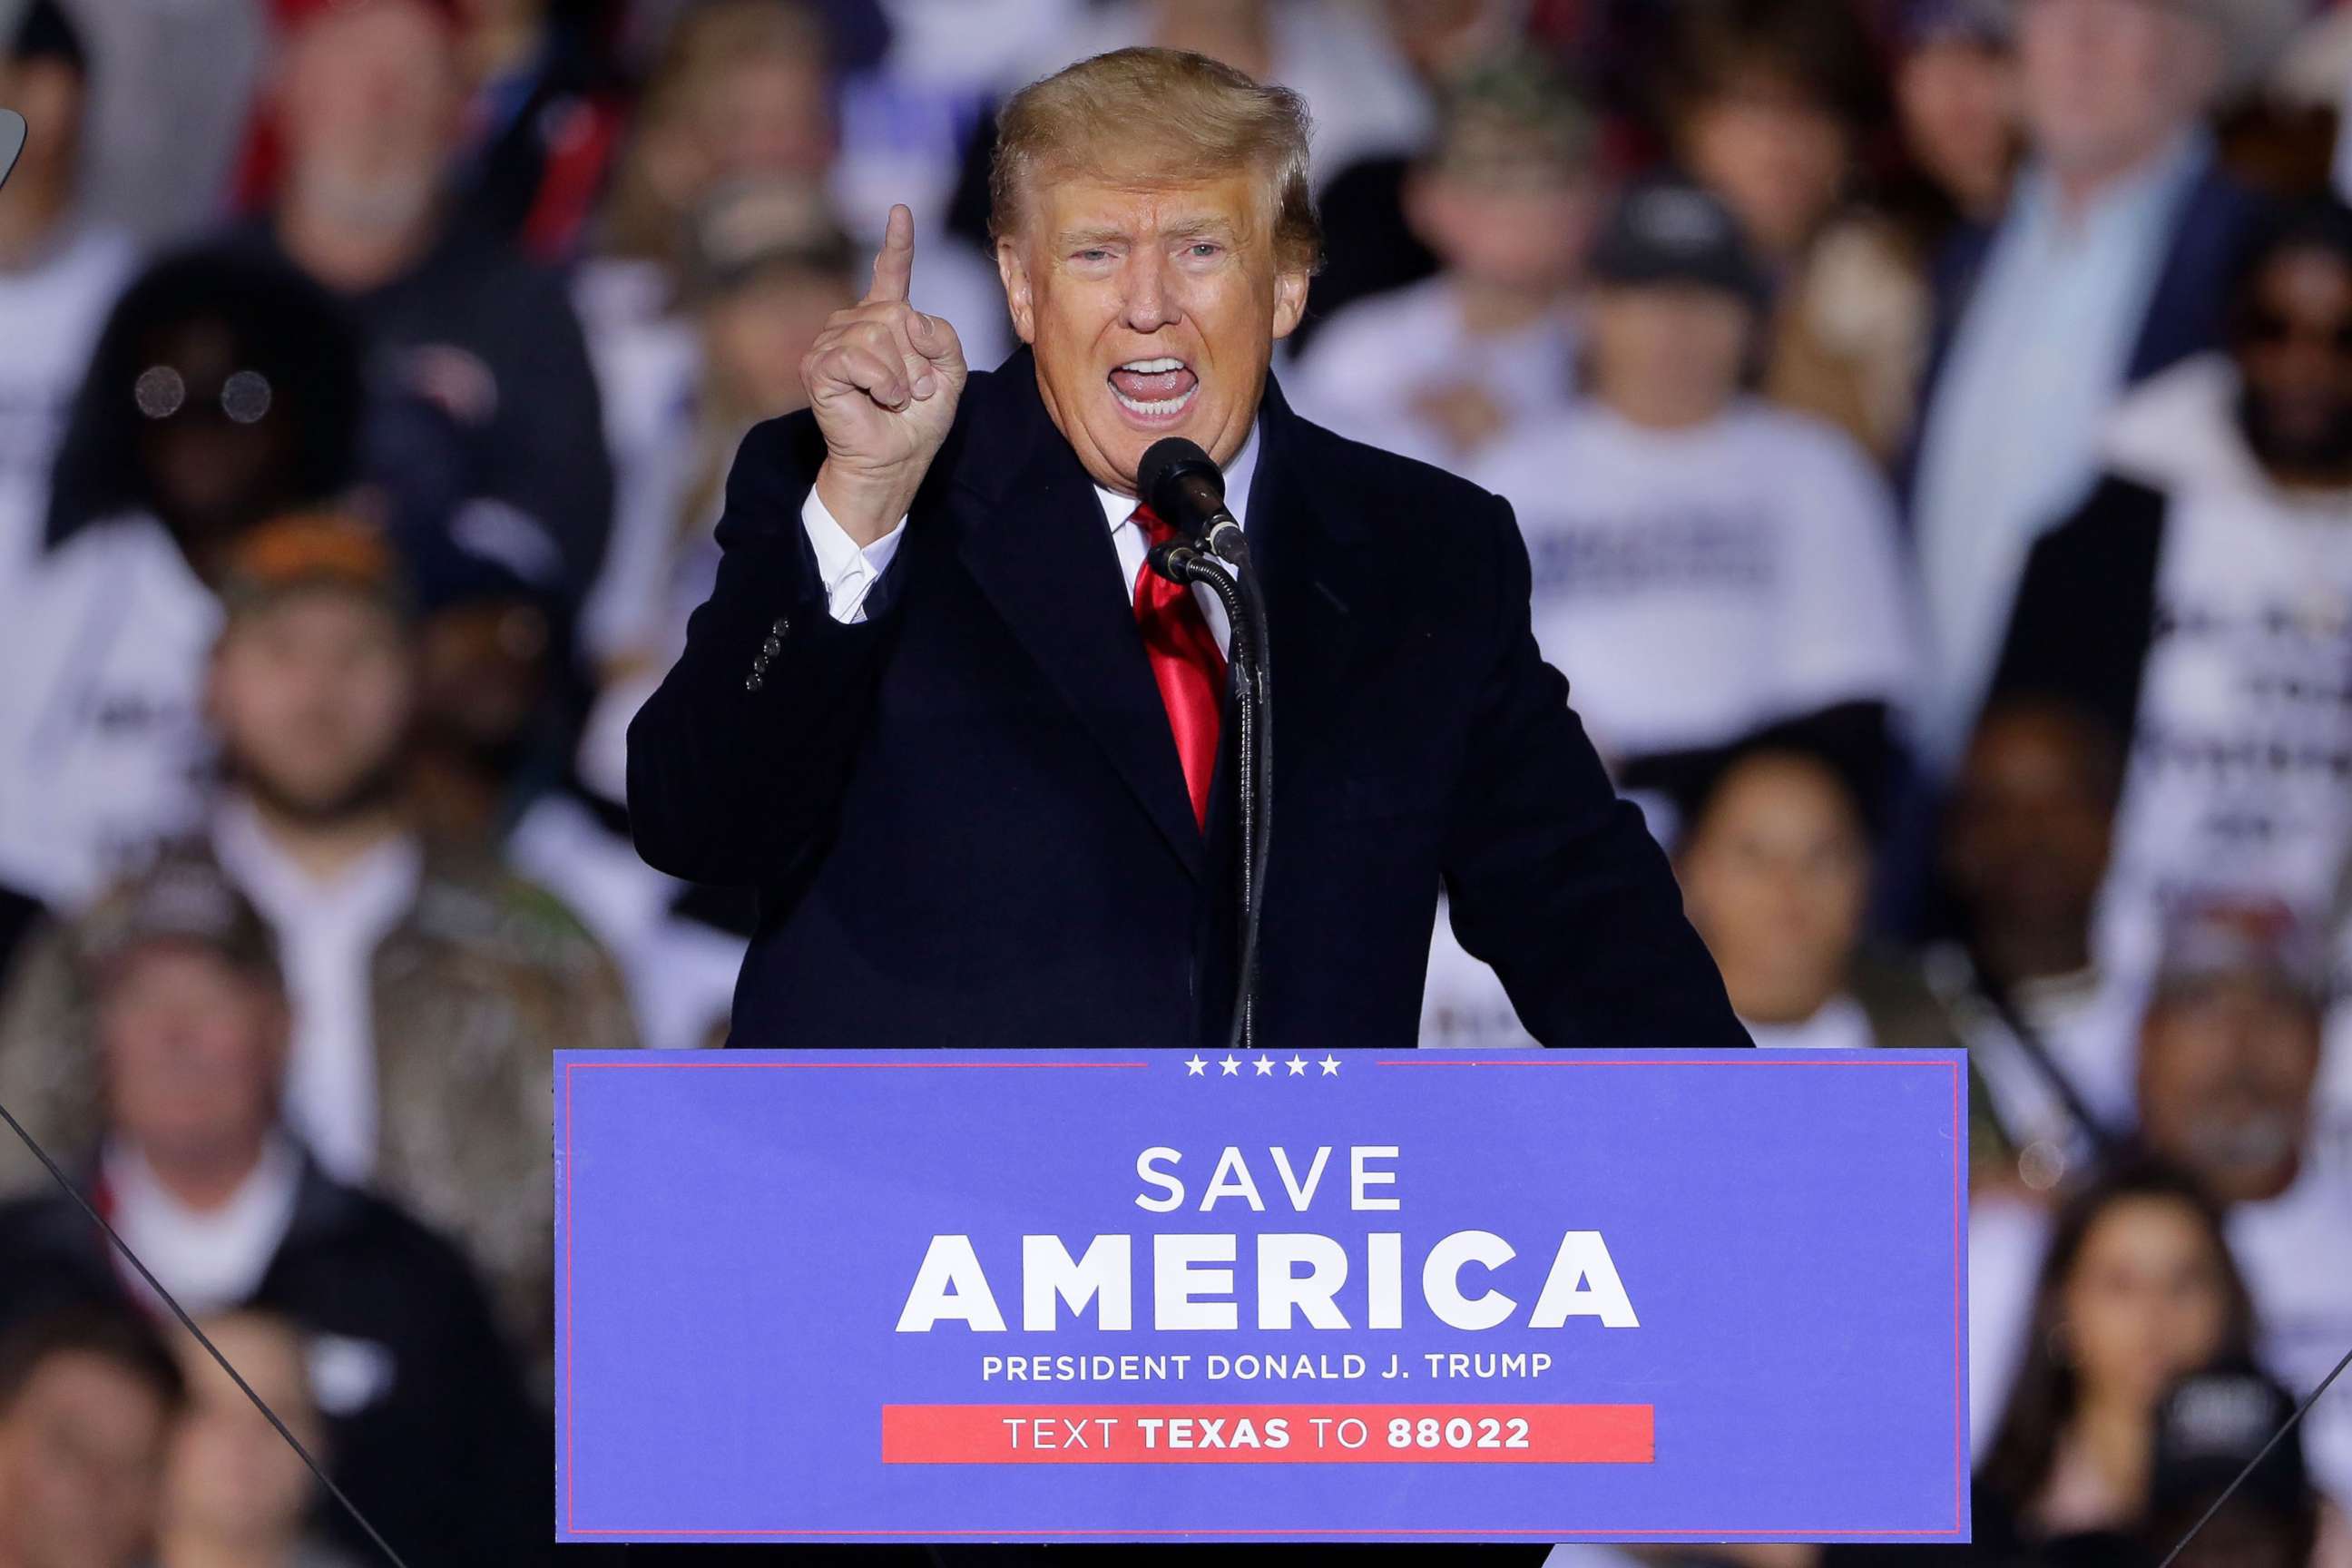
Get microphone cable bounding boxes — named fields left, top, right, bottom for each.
left=2155, top=1341, right=2351, bottom=1568
left=0, top=1094, right=416, bottom=1568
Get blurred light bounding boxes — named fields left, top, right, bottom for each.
left=2018, top=1140, right=2068, bottom=1192
left=221, top=370, right=274, bottom=425
left=134, top=366, right=186, bottom=419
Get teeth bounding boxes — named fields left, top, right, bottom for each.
left=1118, top=358, right=1185, bottom=373
left=1112, top=383, right=1198, bottom=417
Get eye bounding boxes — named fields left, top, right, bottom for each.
left=1074, top=248, right=1112, bottom=263
left=1188, top=242, right=1222, bottom=259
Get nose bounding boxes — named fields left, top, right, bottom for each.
left=1120, top=250, right=1181, bottom=335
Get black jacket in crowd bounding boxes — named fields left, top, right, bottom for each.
left=0, top=1147, right=546, bottom=1568
left=627, top=348, right=1747, bottom=1054
left=1989, top=474, right=2170, bottom=742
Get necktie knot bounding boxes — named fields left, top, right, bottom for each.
left=1132, top=501, right=1178, bottom=550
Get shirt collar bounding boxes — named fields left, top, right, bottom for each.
left=1094, top=417, right=1262, bottom=534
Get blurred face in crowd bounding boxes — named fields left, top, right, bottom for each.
left=2056, top=1194, right=2237, bottom=1418
left=1405, top=149, right=1600, bottom=299
left=700, top=50, right=832, bottom=185
left=1675, top=753, right=1869, bottom=1025
left=0, top=1352, right=172, bottom=1568
left=133, top=320, right=302, bottom=555
left=277, top=0, right=463, bottom=236
left=0, top=52, right=84, bottom=235
left=2137, top=975, right=2322, bottom=1204
left=416, top=598, right=552, bottom=770
left=2015, top=0, right=2219, bottom=190
left=1942, top=702, right=2118, bottom=980
left=210, top=588, right=416, bottom=824
left=2235, top=244, right=2352, bottom=485
left=1678, top=73, right=1850, bottom=260
left=1586, top=282, right=1750, bottom=429
left=999, top=170, right=1309, bottom=489
left=1896, top=36, right=2019, bottom=220
left=161, top=1317, right=320, bottom=1556
left=703, top=267, right=854, bottom=418
left=97, top=945, right=286, bottom=1176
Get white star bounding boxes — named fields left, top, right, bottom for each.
left=1253, top=1054, right=1275, bottom=1076
left=1286, top=1055, right=1308, bottom=1076
left=1220, top=1054, right=1242, bottom=1076
left=1318, top=1055, right=1342, bottom=1076
left=1184, top=1054, right=1207, bottom=1076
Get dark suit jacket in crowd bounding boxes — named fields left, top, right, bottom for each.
left=0, top=1149, right=545, bottom=1568
left=627, top=349, right=1746, bottom=1054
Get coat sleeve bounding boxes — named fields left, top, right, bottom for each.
left=624, top=413, right=898, bottom=887
left=1438, top=495, right=1751, bottom=1051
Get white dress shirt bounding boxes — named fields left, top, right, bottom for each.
left=103, top=1132, right=303, bottom=1317
left=799, top=422, right=1261, bottom=659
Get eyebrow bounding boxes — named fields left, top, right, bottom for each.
left=1055, top=216, right=1243, bottom=250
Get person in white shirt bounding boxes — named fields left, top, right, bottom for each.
left=0, top=0, right=136, bottom=581
left=1289, top=53, right=1598, bottom=469
left=0, top=246, right=368, bottom=909
left=1971, top=902, right=2352, bottom=1513
left=1475, top=179, right=1918, bottom=793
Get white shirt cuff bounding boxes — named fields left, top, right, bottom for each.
left=800, top=490, right=908, bottom=623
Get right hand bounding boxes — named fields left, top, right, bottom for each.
left=801, top=204, right=969, bottom=544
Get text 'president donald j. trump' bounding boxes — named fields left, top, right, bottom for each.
left=627, top=46, right=1748, bottom=1054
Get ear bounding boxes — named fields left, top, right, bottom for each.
left=996, top=240, right=1036, bottom=346
left=1269, top=265, right=1310, bottom=342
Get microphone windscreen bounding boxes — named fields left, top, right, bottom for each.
left=1138, top=436, right=1219, bottom=519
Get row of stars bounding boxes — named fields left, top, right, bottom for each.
left=1183, top=1054, right=1343, bottom=1077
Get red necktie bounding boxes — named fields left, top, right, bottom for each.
left=1131, top=504, right=1226, bottom=830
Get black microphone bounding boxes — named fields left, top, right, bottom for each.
left=1139, top=436, right=1249, bottom=570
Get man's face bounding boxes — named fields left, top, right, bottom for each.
left=2236, top=246, right=2352, bottom=478
left=0, top=1353, right=172, bottom=1568
left=97, top=946, right=285, bottom=1170
left=1406, top=158, right=1599, bottom=296
left=210, top=590, right=416, bottom=822
left=0, top=56, right=84, bottom=211
left=2016, top=0, right=2214, bottom=181
left=1586, top=283, right=1750, bottom=426
left=2137, top=975, right=2323, bottom=1204
left=997, top=171, right=1309, bottom=492
left=278, top=0, right=460, bottom=233
left=1943, top=706, right=2116, bottom=944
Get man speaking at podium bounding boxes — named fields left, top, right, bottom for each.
left=628, top=47, right=1745, bottom=1054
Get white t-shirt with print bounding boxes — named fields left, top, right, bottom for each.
left=1474, top=397, right=1918, bottom=771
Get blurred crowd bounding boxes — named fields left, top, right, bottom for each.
left=0, top=0, right=2349, bottom=1563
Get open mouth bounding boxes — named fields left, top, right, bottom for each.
left=1108, top=358, right=1199, bottom=422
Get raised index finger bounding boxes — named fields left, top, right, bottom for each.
left=863, top=204, right=916, bottom=305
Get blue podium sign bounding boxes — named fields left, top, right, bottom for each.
left=554, top=1049, right=1969, bottom=1544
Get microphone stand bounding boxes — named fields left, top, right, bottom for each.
left=1149, top=540, right=1272, bottom=1053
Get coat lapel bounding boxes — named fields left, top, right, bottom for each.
left=951, top=353, right=1208, bottom=879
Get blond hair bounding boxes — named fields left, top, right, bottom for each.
left=989, top=47, right=1321, bottom=272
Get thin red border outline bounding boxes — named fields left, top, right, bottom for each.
left=557, top=1054, right=1968, bottom=1542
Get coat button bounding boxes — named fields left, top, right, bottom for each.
left=770, top=616, right=791, bottom=637
left=744, top=672, right=764, bottom=692
left=761, top=635, right=782, bottom=656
